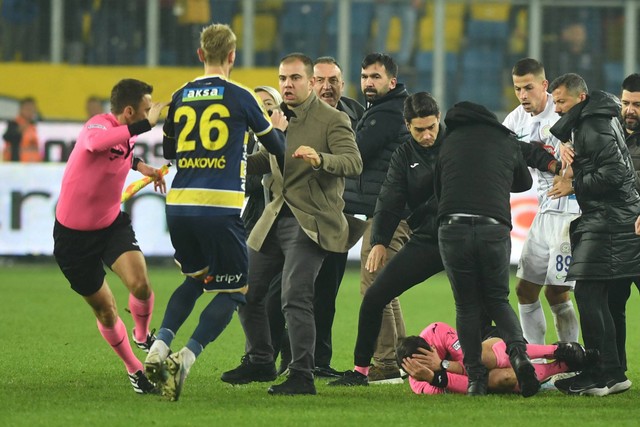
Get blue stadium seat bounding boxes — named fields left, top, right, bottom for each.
left=210, top=0, right=237, bottom=25
left=458, top=75, right=503, bottom=111
left=458, top=47, right=504, bottom=111
left=325, top=2, right=374, bottom=61
left=461, top=47, right=504, bottom=73
left=459, top=12, right=509, bottom=110
left=414, top=52, right=458, bottom=75
left=278, top=2, right=328, bottom=59
left=465, top=20, right=509, bottom=44
left=232, top=12, right=278, bottom=66
left=414, top=52, right=459, bottom=105
left=604, top=61, right=623, bottom=94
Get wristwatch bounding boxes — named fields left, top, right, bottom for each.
left=440, top=360, right=450, bottom=371
left=555, top=160, right=563, bottom=175
left=132, top=157, right=142, bottom=171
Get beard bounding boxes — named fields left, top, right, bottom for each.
left=363, top=89, right=379, bottom=102
left=624, top=114, right=639, bottom=132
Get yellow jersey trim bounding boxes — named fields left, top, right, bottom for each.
left=166, top=188, right=245, bottom=208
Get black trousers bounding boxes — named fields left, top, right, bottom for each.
left=266, top=251, right=348, bottom=367
left=353, top=237, right=444, bottom=367
left=608, top=278, right=640, bottom=371
left=575, top=279, right=624, bottom=376
left=438, top=222, right=526, bottom=379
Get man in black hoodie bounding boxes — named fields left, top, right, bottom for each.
left=434, top=101, right=539, bottom=398
left=342, top=53, right=411, bottom=383
left=548, top=73, right=640, bottom=396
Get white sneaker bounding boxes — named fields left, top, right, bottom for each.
left=607, top=377, right=632, bottom=395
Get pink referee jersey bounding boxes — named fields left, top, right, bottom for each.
left=408, top=322, right=564, bottom=394
left=56, top=113, right=137, bottom=230
left=409, top=322, right=469, bottom=395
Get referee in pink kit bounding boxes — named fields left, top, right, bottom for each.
left=53, top=78, right=167, bottom=394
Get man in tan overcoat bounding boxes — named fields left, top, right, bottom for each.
left=221, top=52, right=365, bottom=395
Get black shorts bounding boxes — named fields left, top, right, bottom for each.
left=166, top=213, right=248, bottom=293
left=53, top=212, right=141, bottom=296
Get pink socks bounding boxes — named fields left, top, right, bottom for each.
left=491, top=341, right=557, bottom=368
left=97, top=317, right=143, bottom=374
left=129, top=292, right=154, bottom=343
left=492, top=341, right=511, bottom=368
left=355, top=366, right=370, bottom=376
left=533, top=362, right=567, bottom=382
left=491, top=341, right=569, bottom=383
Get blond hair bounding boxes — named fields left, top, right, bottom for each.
left=200, top=23, right=236, bottom=65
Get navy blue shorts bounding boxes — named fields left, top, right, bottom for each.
left=166, top=213, right=248, bottom=293
left=53, top=212, right=141, bottom=296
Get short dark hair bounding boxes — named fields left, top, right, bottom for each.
left=281, top=52, right=314, bottom=78
left=549, top=73, right=588, bottom=96
left=110, top=79, right=153, bottom=114
left=404, top=92, right=440, bottom=122
left=314, top=56, right=343, bottom=72
left=20, top=97, right=36, bottom=106
left=512, top=58, right=545, bottom=79
left=396, top=335, right=432, bottom=368
left=622, top=73, right=640, bottom=93
left=361, top=53, right=398, bottom=78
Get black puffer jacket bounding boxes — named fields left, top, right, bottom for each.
left=550, top=90, right=640, bottom=280
left=343, top=84, right=410, bottom=217
left=370, top=129, right=443, bottom=246
left=337, top=96, right=365, bottom=131
left=242, top=134, right=265, bottom=233
left=624, top=128, right=640, bottom=191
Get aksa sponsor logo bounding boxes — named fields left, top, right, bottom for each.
left=182, top=87, right=225, bottom=101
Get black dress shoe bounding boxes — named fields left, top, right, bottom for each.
left=467, top=378, right=488, bottom=396
left=510, top=350, right=540, bottom=398
left=221, top=355, right=277, bottom=385
left=328, top=370, right=368, bottom=387
left=268, top=372, right=317, bottom=395
left=314, top=365, right=345, bottom=378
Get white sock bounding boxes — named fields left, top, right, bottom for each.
left=179, top=347, right=196, bottom=375
left=551, top=300, right=579, bottom=342
left=518, top=300, right=546, bottom=344
left=148, top=339, right=171, bottom=360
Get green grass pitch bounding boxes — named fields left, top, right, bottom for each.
left=1, top=261, right=639, bottom=426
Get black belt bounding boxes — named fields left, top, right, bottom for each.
left=441, top=215, right=501, bottom=226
